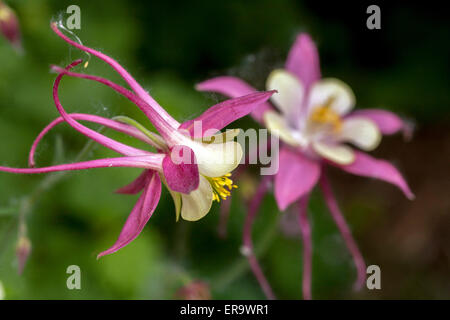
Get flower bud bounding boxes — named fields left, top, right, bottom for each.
left=175, top=281, right=211, bottom=300
left=0, top=1, right=22, bottom=52
left=16, top=236, right=31, bottom=275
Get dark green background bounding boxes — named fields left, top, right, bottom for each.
left=0, top=0, right=449, bottom=299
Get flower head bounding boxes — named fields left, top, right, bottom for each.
left=264, top=71, right=381, bottom=165
left=197, top=33, right=413, bottom=299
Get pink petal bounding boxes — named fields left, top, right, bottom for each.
left=51, top=22, right=179, bottom=129
left=179, top=91, right=276, bottom=138
left=29, top=113, right=157, bottom=168
left=0, top=155, right=164, bottom=174
left=285, top=33, right=321, bottom=91
left=274, top=147, right=321, bottom=210
left=53, top=61, right=149, bottom=157
left=332, top=151, right=414, bottom=199
left=347, top=109, right=407, bottom=135
left=115, top=170, right=148, bottom=194
left=97, top=170, right=161, bottom=258
left=196, top=76, right=274, bottom=123
left=162, top=146, right=199, bottom=194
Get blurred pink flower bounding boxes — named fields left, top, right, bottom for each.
left=197, top=33, right=413, bottom=299
left=0, top=22, right=274, bottom=258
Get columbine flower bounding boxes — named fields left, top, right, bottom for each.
left=0, top=1, right=22, bottom=52
left=0, top=22, right=274, bottom=258
left=197, top=33, right=413, bottom=299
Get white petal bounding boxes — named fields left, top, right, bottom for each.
left=181, top=175, right=213, bottom=221
left=308, top=78, right=355, bottom=116
left=189, top=140, right=243, bottom=178
left=338, top=117, right=381, bottom=151
left=266, top=69, right=304, bottom=117
left=312, top=141, right=355, bottom=165
left=263, top=110, right=302, bottom=147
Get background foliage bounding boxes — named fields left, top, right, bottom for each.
left=0, top=0, right=449, bottom=299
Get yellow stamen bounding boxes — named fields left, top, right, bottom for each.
left=310, top=96, right=342, bottom=132
left=208, top=174, right=238, bottom=202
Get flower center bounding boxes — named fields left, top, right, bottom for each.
left=208, top=173, right=238, bottom=202
left=309, top=96, right=342, bottom=132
